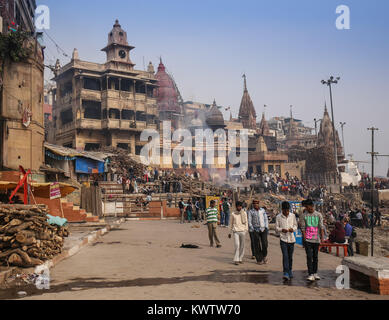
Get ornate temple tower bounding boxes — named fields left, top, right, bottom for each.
left=317, top=104, right=343, bottom=157
left=238, top=74, right=257, bottom=130
left=154, top=59, right=182, bottom=127
left=258, top=112, right=271, bottom=136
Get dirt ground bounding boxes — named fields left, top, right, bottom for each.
left=10, top=220, right=389, bottom=300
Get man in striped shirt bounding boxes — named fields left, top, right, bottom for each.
left=206, top=200, right=222, bottom=248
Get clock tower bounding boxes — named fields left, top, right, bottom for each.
left=101, top=20, right=135, bottom=68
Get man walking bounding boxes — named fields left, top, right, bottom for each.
left=248, top=199, right=269, bottom=264
left=222, top=198, right=231, bottom=228
left=219, top=201, right=225, bottom=227
left=206, top=200, right=221, bottom=248
left=186, top=200, right=193, bottom=223
left=179, top=198, right=186, bottom=224
left=300, top=199, right=324, bottom=282
left=195, top=199, right=202, bottom=222
left=228, top=201, right=248, bottom=265
left=276, top=202, right=298, bottom=280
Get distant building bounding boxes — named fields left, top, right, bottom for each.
left=268, top=112, right=316, bottom=150
left=0, top=0, right=36, bottom=34
left=50, top=20, right=158, bottom=154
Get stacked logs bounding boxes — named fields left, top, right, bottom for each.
left=102, top=148, right=146, bottom=177
left=0, top=205, right=69, bottom=268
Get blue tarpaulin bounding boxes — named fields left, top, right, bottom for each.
left=75, top=157, right=104, bottom=174
left=46, top=214, right=68, bottom=227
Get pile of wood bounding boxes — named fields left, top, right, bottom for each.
left=0, top=205, right=69, bottom=268
left=103, top=148, right=146, bottom=177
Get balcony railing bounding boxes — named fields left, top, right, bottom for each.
left=76, top=118, right=102, bottom=130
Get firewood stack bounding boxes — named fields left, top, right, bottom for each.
left=102, top=148, right=147, bottom=177
left=0, top=205, right=69, bottom=268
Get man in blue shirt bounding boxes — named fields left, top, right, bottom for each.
left=248, top=199, right=269, bottom=264
left=344, top=217, right=354, bottom=256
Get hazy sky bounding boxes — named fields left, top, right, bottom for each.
left=38, top=0, right=389, bottom=176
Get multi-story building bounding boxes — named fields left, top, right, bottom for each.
left=268, top=113, right=316, bottom=150
left=0, top=0, right=36, bottom=34
left=0, top=0, right=45, bottom=172
left=50, top=20, right=158, bottom=154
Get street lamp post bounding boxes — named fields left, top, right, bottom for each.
left=321, top=76, right=340, bottom=181
left=340, top=122, right=346, bottom=155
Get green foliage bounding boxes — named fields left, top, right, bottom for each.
left=0, top=31, right=33, bottom=64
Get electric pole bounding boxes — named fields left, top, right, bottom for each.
left=367, top=127, right=378, bottom=256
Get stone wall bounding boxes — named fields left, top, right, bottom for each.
left=0, top=38, right=44, bottom=171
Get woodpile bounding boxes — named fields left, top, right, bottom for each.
left=0, top=205, right=69, bottom=268
left=102, top=148, right=146, bottom=177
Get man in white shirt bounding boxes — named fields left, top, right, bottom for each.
left=276, top=201, right=298, bottom=281
left=228, top=201, right=249, bottom=265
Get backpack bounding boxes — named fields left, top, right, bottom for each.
left=179, top=201, right=184, bottom=209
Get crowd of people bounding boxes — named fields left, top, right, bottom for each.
left=116, top=168, right=203, bottom=195
left=184, top=197, right=361, bottom=282
left=359, top=174, right=389, bottom=191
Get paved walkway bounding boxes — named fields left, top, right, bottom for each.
left=17, top=220, right=388, bottom=300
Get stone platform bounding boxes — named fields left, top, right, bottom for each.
left=342, top=256, right=389, bottom=295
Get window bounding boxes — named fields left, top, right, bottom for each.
left=83, top=78, right=101, bottom=91
left=60, top=81, right=73, bottom=97
left=109, top=109, right=120, bottom=119
left=83, top=101, right=102, bottom=119
left=85, top=143, right=101, bottom=151
left=60, top=109, right=73, bottom=126
left=135, top=146, right=142, bottom=156
left=117, top=143, right=129, bottom=150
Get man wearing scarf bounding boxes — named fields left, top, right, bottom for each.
left=248, top=199, right=269, bottom=265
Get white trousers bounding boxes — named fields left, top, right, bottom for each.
left=233, top=231, right=246, bottom=262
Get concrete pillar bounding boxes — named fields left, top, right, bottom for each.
left=130, top=134, right=136, bottom=155
left=133, top=80, right=137, bottom=122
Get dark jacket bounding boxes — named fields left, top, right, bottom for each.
left=329, top=222, right=346, bottom=243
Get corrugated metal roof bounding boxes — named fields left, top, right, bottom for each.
left=44, top=143, right=112, bottom=162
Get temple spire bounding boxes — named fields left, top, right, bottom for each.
left=243, top=74, right=247, bottom=92
left=239, top=73, right=256, bottom=130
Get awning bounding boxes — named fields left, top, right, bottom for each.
left=0, top=181, right=77, bottom=198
